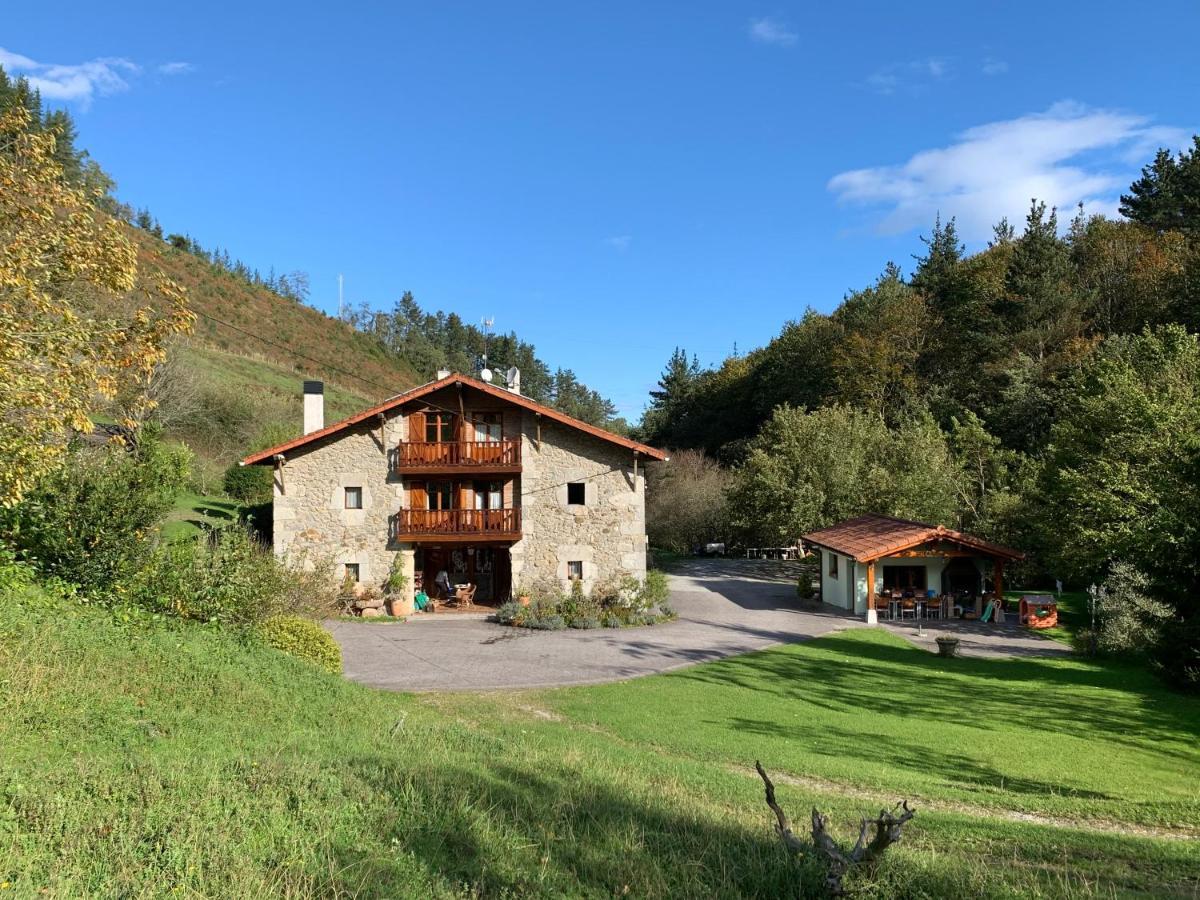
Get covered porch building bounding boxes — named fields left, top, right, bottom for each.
left=800, top=514, right=1025, bottom=622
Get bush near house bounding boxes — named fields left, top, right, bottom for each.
left=497, top=571, right=676, bottom=630
left=257, top=615, right=342, bottom=673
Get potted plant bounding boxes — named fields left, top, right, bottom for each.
left=935, top=635, right=960, bottom=658
left=515, top=581, right=532, bottom=607
left=383, top=556, right=412, bottom=617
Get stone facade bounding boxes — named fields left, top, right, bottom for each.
left=268, top=389, right=648, bottom=598
left=510, top=412, right=647, bottom=594
left=271, top=411, right=410, bottom=588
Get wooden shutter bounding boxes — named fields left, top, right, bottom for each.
left=409, top=480, right=427, bottom=510
left=408, top=411, right=426, bottom=443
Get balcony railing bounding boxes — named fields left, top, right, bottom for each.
left=390, top=508, right=521, bottom=541
left=395, top=439, right=521, bottom=471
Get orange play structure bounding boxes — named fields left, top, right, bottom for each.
left=1020, top=594, right=1058, bottom=629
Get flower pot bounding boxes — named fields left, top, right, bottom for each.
left=518, top=594, right=531, bottom=607
left=387, top=594, right=414, bottom=617
left=935, top=636, right=960, bottom=658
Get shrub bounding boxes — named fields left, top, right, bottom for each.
left=256, top=615, right=341, bottom=674
left=131, top=527, right=332, bottom=625
left=223, top=462, right=272, bottom=504
left=0, top=425, right=190, bottom=590
left=530, top=614, right=566, bottom=631
left=569, top=615, right=600, bottom=629
left=495, top=601, right=523, bottom=625
left=602, top=614, right=623, bottom=628
left=1092, top=562, right=1174, bottom=656
left=641, top=570, right=669, bottom=608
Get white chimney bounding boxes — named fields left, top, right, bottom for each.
left=506, top=366, right=521, bottom=395
left=436, top=368, right=451, bottom=380
left=303, top=380, right=324, bottom=434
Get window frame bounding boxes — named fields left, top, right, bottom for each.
left=345, top=563, right=361, bottom=582
left=566, top=481, right=586, bottom=505
left=424, top=411, right=456, bottom=443
left=344, top=486, right=363, bottom=509
left=427, top=480, right=453, bottom=511
left=828, top=552, right=839, bottom=579
left=567, top=560, right=584, bottom=581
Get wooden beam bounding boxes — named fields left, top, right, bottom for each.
left=633, top=452, right=639, bottom=489
left=866, top=561, right=875, bottom=615
left=995, top=559, right=1005, bottom=601
left=535, top=412, right=542, bottom=450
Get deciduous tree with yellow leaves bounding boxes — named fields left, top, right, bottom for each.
left=0, top=106, right=193, bottom=506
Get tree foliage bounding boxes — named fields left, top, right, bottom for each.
left=726, top=405, right=962, bottom=545
left=645, top=450, right=732, bottom=552
left=0, top=106, right=193, bottom=505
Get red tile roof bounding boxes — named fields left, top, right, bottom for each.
left=800, top=514, right=1023, bottom=562
left=240, top=372, right=668, bottom=466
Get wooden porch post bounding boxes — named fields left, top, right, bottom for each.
left=865, top=560, right=877, bottom=624
left=995, top=558, right=1005, bottom=602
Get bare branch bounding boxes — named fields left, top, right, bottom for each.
left=754, top=761, right=807, bottom=855
left=755, top=762, right=916, bottom=896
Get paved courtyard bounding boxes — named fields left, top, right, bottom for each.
left=329, top=558, right=1070, bottom=692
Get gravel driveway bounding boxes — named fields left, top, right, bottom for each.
left=329, top=559, right=852, bottom=692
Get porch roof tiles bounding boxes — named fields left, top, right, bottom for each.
left=800, top=514, right=1024, bottom=563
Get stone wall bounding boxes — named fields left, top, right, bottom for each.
left=510, top=411, right=647, bottom=594
left=271, top=411, right=409, bottom=590
left=270, top=395, right=649, bottom=599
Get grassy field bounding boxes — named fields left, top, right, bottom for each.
left=2, top=583, right=1197, bottom=898
left=160, top=491, right=244, bottom=541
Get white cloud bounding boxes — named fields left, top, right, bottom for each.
left=982, top=58, right=1009, bottom=76
left=604, top=235, right=632, bottom=251
left=0, top=47, right=138, bottom=108
left=748, top=17, right=798, bottom=47
left=865, top=58, right=951, bottom=95
left=828, top=102, right=1193, bottom=241
left=157, top=61, right=194, bottom=76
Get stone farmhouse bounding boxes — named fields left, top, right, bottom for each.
left=240, top=372, right=668, bottom=605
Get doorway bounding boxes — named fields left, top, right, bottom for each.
left=419, top=546, right=512, bottom=606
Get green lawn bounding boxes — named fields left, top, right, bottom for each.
left=160, top=491, right=244, bottom=540
left=2, top=583, right=1197, bottom=898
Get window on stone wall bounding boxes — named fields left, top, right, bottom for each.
left=828, top=552, right=839, bottom=579
left=567, top=560, right=583, bottom=581
left=344, top=563, right=361, bottom=582
left=344, top=486, right=363, bottom=509
left=567, top=482, right=585, bottom=505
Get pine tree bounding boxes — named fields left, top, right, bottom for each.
left=1120, top=137, right=1200, bottom=233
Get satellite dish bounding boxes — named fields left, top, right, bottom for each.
left=480, top=367, right=493, bottom=383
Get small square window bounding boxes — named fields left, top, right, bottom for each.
left=344, top=486, right=363, bottom=509
left=566, top=482, right=586, bottom=505
left=828, top=553, right=839, bottom=578
left=345, top=563, right=361, bottom=582
left=567, top=560, right=583, bottom=581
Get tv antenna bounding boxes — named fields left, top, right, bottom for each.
left=479, top=317, right=496, bottom=382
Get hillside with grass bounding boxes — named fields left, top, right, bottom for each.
left=3, top=574, right=1198, bottom=898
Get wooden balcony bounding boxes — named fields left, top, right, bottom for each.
left=390, top=508, right=522, bottom=543
left=394, top=439, right=521, bottom=474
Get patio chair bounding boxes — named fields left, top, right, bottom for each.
left=455, top=583, right=477, bottom=608
left=899, top=599, right=918, bottom=620
left=924, top=597, right=943, bottom=620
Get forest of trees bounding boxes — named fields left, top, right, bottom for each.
left=342, top=294, right=625, bottom=431
left=640, top=141, right=1200, bottom=687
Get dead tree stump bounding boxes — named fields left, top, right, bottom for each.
left=755, top=761, right=915, bottom=896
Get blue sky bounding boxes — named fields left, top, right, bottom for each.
left=5, top=2, right=1198, bottom=418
